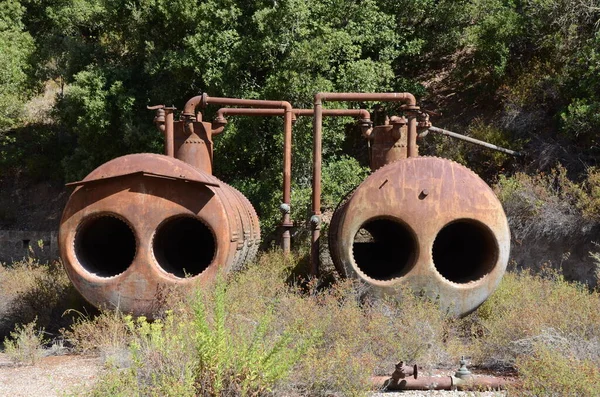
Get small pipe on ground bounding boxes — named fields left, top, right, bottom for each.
left=372, top=358, right=516, bottom=391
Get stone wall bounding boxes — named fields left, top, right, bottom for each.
left=0, top=230, right=59, bottom=264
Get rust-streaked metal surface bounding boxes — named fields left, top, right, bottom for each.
left=328, top=157, right=510, bottom=316
left=367, top=118, right=408, bottom=171
left=59, top=153, right=259, bottom=315
left=173, top=121, right=215, bottom=174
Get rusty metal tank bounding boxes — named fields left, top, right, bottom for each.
left=329, top=156, right=510, bottom=316
left=59, top=109, right=259, bottom=315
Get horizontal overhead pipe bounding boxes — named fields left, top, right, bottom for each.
left=214, top=107, right=371, bottom=253
left=215, top=107, right=371, bottom=121
left=311, top=92, right=417, bottom=276
left=427, top=126, right=522, bottom=156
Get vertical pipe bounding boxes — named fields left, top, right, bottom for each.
left=310, top=93, right=417, bottom=277
left=184, top=95, right=295, bottom=254
left=282, top=106, right=293, bottom=254
left=213, top=107, right=370, bottom=259
left=311, top=97, right=324, bottom=276
left=165, top=108, right=175, bottom=158
left=407, top=115, right=418, bottom=158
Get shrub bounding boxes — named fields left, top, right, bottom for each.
left=0, top=260, right=76, bottom=339
left=511, top=343, right=600, bottom=397
left=494, top=166, right=600, bottom=242
left=80, top=251, right=454, bottom=396
left=3, top=318, right=47, bottom=365
left=467, top=270, right=600, bottom=368
left=63, top=310, right=133, bottom=367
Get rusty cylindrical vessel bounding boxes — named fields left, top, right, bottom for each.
left=329, top=156, right=510, bottom=316
left=59, top=107, right=259, bottom=315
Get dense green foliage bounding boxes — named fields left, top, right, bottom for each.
left=1, top=0, right=600, bottom=236
left=0, top=1, right=34, bottom=131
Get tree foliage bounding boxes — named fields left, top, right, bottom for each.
left=1, top=0, right=600, bottom=235
left=0, top=0, right=34, bottom=132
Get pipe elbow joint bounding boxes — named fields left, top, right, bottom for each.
left=183, top=93, right=208, bottom=117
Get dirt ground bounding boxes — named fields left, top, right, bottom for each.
left=0, top=353, right=101, bottom=397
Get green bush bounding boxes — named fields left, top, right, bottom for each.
left=0, top=0, right=34, bottom=133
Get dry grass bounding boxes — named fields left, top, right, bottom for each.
left=0, top=259, right=76, bottom=338
left=495, top=166, right=600, bottom=242
left=69, top=251, right=455, bottom=396
left=3, top=318, right=47, bottom=365
left=3, top=250, right=599, bottom=395
left=463, top=269, right=600, bottom=369
left=510, top=343, right=600, bottom=397
left=66, top=251, right=600, bottom=395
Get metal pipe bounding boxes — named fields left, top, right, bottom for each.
left=183, top=94, right=293, bottom=253
left=215, top=108, right=371, bottom=120
left=164, top=107, right=175, bottom=158
left=183, top=93, right=293, bottom=117
left=407, top=114, right=418, bottom=158
left=214, top=107, right=371, bottom=255
left=371, top=375, right=514, bottom=391
left=311, top=92, right=417, bottom=276
left=427, top=126, right=522, bottom=156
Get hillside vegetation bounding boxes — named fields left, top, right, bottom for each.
left=1, top=0, right=599, bottom=240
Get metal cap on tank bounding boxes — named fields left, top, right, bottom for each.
left=59, top=153, right=259, bottom=315
left=329, top=156, right=510, bottom=316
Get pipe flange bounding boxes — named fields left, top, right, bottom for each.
left=279, top=203, right=291, bottom=214
left=310, top=215, right=321, bottom=228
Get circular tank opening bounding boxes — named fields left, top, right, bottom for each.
left=75, top=215, right=136, bottom=277
left=432, top=219, right=498, bottom=283
left=152, top=216, right=216, bottom=278
left=352, top=218, right=418, bottom=281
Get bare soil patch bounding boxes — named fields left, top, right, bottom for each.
left=0, top=353, right=101, bottom=397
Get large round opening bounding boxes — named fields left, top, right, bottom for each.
left=432, top=219, right=498, bottom=283
left=74, top=215, right=136, bottom=277
left=352, top=218, right=418, bottom=281
left=152, top=216, right=216, bottom=278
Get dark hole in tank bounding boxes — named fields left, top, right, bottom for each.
left=153, top=216, right=215, bottom=278
left=352, top=218, right=417, bottom=280
left=432, top=219, right=498, bottom=283
left=75, top=215, right=136, bottom=277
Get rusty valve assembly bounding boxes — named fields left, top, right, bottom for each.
left=59, top=91, right=514, bottom=316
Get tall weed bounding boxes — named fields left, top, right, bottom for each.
left=3, top=318, right=47, bottom=365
